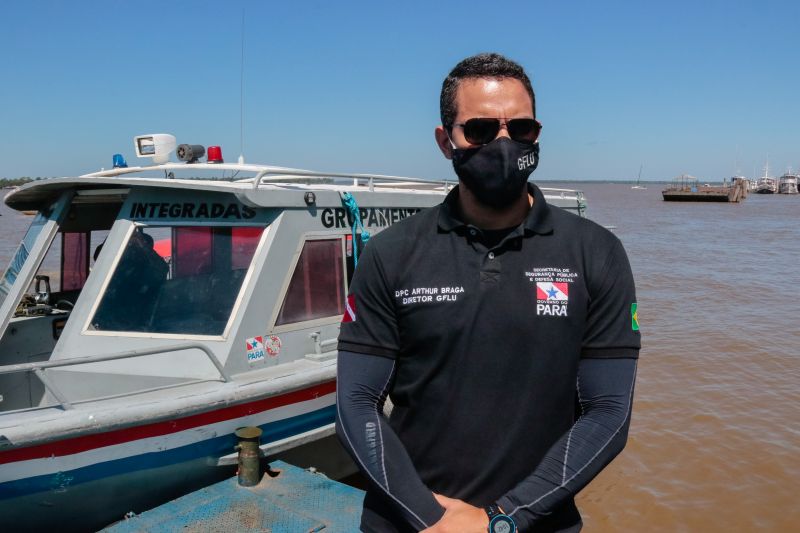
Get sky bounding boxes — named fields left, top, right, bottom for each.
left=0, top=0, right=798, bottom=182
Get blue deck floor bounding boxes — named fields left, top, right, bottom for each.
left=102, top=461, right=364, bottom=532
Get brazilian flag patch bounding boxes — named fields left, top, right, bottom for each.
left=631, top=303, right=639, bottom=331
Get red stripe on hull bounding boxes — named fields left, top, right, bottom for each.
left=0, top=380, right=336, bottom=465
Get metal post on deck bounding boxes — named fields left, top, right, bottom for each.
left=235, top=427, right=263, bottom=486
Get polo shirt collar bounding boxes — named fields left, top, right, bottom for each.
left=437, top=182, right=553, bottom=236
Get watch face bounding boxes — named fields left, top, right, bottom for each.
left=490, top=515, right=515, bottom=533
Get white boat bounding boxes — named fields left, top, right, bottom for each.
left=754, top=163, right=777, bottom=194
left=631, top=165, right=647, bottom=190
left=0, top=134, right=589, bottom=531
left=755, top=177, right=778, bottom=194
left=778, top=173, right=799, bottom=194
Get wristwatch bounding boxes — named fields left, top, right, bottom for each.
left=485, top=503, right=516, bottom=533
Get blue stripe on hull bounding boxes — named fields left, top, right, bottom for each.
left=0, top=405, right=335, bottom=499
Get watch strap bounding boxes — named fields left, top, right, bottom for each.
left=485, top=503, right=503, bottom=520
left=485, top=504, right=516, bottom=533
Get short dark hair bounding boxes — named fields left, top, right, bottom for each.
left=440, top=53, right=536, bottom=130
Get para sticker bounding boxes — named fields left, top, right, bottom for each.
left=246, top=336, right=266, bottom=364
left=266, top=335, right=282, bottom=356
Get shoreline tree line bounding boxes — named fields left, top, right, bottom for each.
left=0, top=178, right=38, bottom=187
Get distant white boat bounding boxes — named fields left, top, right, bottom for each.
left=778, top=173, right=798, bottom=194
left=754, top=163, right=777, bottom=194
left=631, top=165, right=647, bottom=190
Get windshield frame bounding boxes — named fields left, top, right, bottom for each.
left=81, top=221, right=269, bottom=341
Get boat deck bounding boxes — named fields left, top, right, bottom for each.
left=102, top=460, right=364, bottom=532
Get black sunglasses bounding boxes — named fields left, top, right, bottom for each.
left=453, top=118, right=541, bottom=146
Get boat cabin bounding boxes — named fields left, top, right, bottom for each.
left=0, top=168, right=446, bottom=411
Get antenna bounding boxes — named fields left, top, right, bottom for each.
left=238, top=9, right=245, bottom=165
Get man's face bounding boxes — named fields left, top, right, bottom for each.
left=435, top=77, right=535, bottom=157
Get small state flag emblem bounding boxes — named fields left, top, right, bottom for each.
left=247, top=336, right=264, bottom=351
left=536, top=282, right=569, bottom=301
left=342, top=294, right=357, bottom=323
left=246, top=336, right=266, bottom=363
left=631, top=303, right=640, bottom=331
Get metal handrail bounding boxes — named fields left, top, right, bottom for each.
left=0, top=343, right=231, bottom=411
left=539, top=187, right=584, bottom=195
left=78, top=163, right=453, bottom=192
left=251, top=168, right=453, bottom=191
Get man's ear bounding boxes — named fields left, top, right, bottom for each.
left=434, top=126, right=453, bottom=160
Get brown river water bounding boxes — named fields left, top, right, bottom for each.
left=1, top=182, right=798, bottom=531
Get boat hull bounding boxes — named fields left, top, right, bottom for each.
left=0, top=381, right=351, bottom=532
left=662, top=192, right=731, bottom=202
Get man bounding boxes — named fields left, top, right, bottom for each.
left=336, top=53, right=640, bottom=533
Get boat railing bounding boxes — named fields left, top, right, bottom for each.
left=540, top=187, right=587, bottom=215
left=539, top=187, right=581, bottom=195
left=79, top=163, right=587, bottom=200
left=249, top=168, right=454, bottom=192
left=80, top=163, right=455, bottom=193
left=76, top=163, right=588, bottom=212
left=0, top=343, right=230, bottom=411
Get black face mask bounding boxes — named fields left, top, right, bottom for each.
left=451, top=137, right=539, bottom=209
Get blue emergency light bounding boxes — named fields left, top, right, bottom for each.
left=113, top=154, right=128, bottom=168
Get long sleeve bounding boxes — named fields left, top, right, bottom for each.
left=335, top=350, right=445, bottom=531
left=497, top=357, right=638, bottom=531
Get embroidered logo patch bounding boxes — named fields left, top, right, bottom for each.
left=535, top=282, right=569, bottom=316
left=526, top=268, right=576, bottom=318
left=631, top=303, right=639, bottom=331
left=342, top=294, right=357, bottom=323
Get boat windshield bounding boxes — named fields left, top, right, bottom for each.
left=0, top=208, right=51, bottom=310
left=88, top=225, right=265, bottom=336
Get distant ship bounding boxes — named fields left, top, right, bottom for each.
left=778, top=173, right=798, bottom=194
left=754, top=163, right=777, bottom=194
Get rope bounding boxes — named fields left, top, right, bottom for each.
left=339, top=192, right=370, bottom=266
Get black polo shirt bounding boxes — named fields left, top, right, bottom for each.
left=338, top=183, right=640, bottom=522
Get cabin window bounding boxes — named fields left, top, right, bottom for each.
left=276, top=239, right=345, bottom=325
left=89, top=225, right=265, bottom=336
left=25, top=230, right=109, bottom=300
